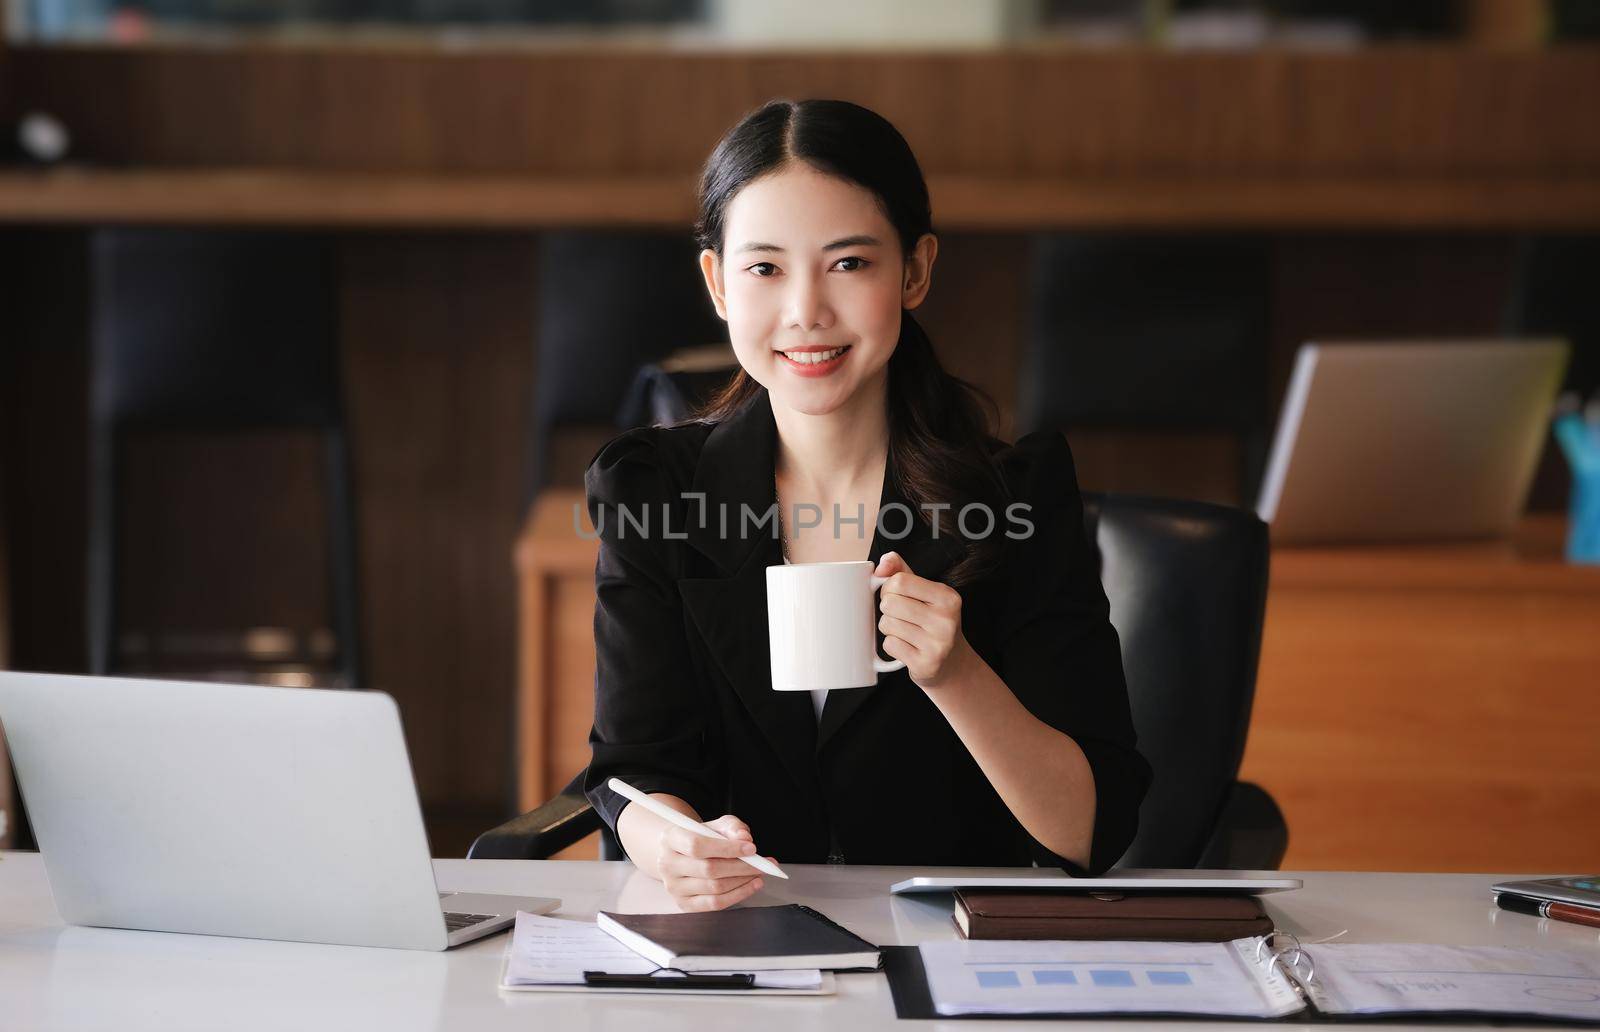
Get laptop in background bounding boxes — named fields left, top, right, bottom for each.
left=1256, top=340, right=1569, bottom=545
left=0, top=672, right=558, bottom=950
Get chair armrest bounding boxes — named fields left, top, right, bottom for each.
left=1196, top=781, right=1288, bottom=870
left=468, top=781, right=601, bottom=860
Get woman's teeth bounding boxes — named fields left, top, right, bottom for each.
left=782, top=346, right=849, bottom=364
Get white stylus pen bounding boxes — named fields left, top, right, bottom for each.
left=606, top=777, right=789, bottom=880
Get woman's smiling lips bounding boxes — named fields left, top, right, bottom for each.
left=775, top=343, right=852, bottom=377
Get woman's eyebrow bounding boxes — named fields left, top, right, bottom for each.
left=733, top=234, right=883, bottom=255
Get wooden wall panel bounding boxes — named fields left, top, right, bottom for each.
left=8, top=46, right=1598, bottom=177
left=913, top=232, right=1027, bottom=441
left=0, top=231, right=89, bottom=678
left=339, top=233, right=535, bottom=855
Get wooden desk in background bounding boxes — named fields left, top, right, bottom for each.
left=515, top=491, right=1600, bottom=869
left=1241, top=514, right=1600, bottom=872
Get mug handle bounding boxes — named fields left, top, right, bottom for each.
left=869, top=575, right=908, bottom=674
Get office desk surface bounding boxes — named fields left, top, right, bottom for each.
left=2, top=853, right=1593, bottom=1031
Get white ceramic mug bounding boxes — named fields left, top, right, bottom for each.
left=765, top=560, right=907, bottom=692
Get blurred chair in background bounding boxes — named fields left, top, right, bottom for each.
left=88, top=229, right=360, bottom=690
left=1503, top=236, right=1600, bottom=512
left=1020, top=235, right=1272, bottom=505
left=1506, top=236, right=1600, bottom=398
left=614, top=347, right=741, bottom=429
left=529, top=232, right=727, bottom=497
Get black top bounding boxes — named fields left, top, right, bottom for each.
left=581, top=387, right=1151, bottom=875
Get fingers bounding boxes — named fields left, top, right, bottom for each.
left=663, top=824, right=757, bottom=861
left=678, top=875, right=764, bottom=913
left=658, top=850, right=763, bottom=882
left=878, top=568, right=958, bottom=609
left=703, top=814, right=754, bottom=842
left=873, top=550, right=911, bottom=577
left=668, top=871, right=762, bottom=898
left=880, top=594, right=960, bottom=644
left=877, top=592, right=929, bottom=620
left=880, top=633, right=921, bottom=663
left=877, top=614, right=928, bottom=648
left=656, top=814, right=773, bottom=910
left=879, top=593, right=959, bottom=637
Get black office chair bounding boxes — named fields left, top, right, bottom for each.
left=1505, top=236, right=1600, bottom=398
left=1502, top=236, right=1600, bottom=509
left=471, top=490, right=1286, bottom=870
left=1021, top=235, right=1271, bottom=504
left=87, top=228, right=361, bottom=690
left=527, top=231, right=727, bottom=497
left=614, top=359, right=739, bottom=430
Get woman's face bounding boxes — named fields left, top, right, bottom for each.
left=700, top=163, right=936, bottom=417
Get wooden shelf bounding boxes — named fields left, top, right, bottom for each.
left=6, top=167, right=1600, bottom=229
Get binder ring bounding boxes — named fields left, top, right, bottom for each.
left=1256, top=930, right=1316, bottom=985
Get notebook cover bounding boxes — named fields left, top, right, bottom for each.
left=598, top=904, right=880, bottom=972
left=955, top=891, right=1272, bottom=942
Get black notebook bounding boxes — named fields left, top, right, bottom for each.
left=596, top=904, right=881, bottom=972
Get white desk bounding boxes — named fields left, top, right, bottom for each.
left=2, top=852, right=1594, bottom=1031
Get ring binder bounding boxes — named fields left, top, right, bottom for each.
left=1255, top=928, right=1316, bottom=987
left=887, top=935, right=1600, bottom=1023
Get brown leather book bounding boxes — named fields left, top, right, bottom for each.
left=954, top=890, right=1273, bottom=941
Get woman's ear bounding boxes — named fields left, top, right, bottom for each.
left=901, top=233, right=939, bottom=310
left=699, top=248, right=729, bottom=321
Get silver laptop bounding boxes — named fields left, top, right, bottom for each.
left=0, top=672, right=558, bottom=950
left=1257, top=340, right=1569, bottom=544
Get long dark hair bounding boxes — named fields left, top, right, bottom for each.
left=693, top=98, right=1008, bottom=586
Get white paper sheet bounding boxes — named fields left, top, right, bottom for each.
left=1309, top=944, right=1600, bottom=1023
left=502, top=912, right=823, bottom=991
left=918, top=938, right=1303, bottom=1018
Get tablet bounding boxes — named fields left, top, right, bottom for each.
left=889, top=873, right=1302, bottom=895
left=1492, top=875, right=1600, bottom=909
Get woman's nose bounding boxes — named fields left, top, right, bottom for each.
left=784, top=272, right=834, bottom=332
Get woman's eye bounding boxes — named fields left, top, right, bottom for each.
left=833, top=256, right=870, bottom=272
left=747, top=262, right=779, bottom=277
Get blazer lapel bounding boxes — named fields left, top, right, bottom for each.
left=677, top=390, right=818, bottom=796
left=674, top=385, right=970, bottom=768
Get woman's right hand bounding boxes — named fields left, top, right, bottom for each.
left=655, top=814, right=772, bottom=912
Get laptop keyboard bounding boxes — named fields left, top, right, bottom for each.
left=438, top=893, right=500, bottom=933
left=443, top=911, right=498, bottom=932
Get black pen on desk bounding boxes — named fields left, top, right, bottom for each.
left=1495, top=891, right=1600, bottom=930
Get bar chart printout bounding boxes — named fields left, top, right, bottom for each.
left=918, top=939, right=1303, bottom=1018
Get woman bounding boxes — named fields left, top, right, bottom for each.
left=583, top=99, right=1150, bottom=912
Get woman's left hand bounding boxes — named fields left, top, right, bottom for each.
left=874, top=551, right=976, bottom=690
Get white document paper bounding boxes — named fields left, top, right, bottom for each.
left=502, top=912, right=824, bottom=992
left=918, top=938, right=1303, bottom=1018
left=1308, top=944, right=1600, bottom=1023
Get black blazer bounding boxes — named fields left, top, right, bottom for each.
left=581, top=387, right=1150, bottom=875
